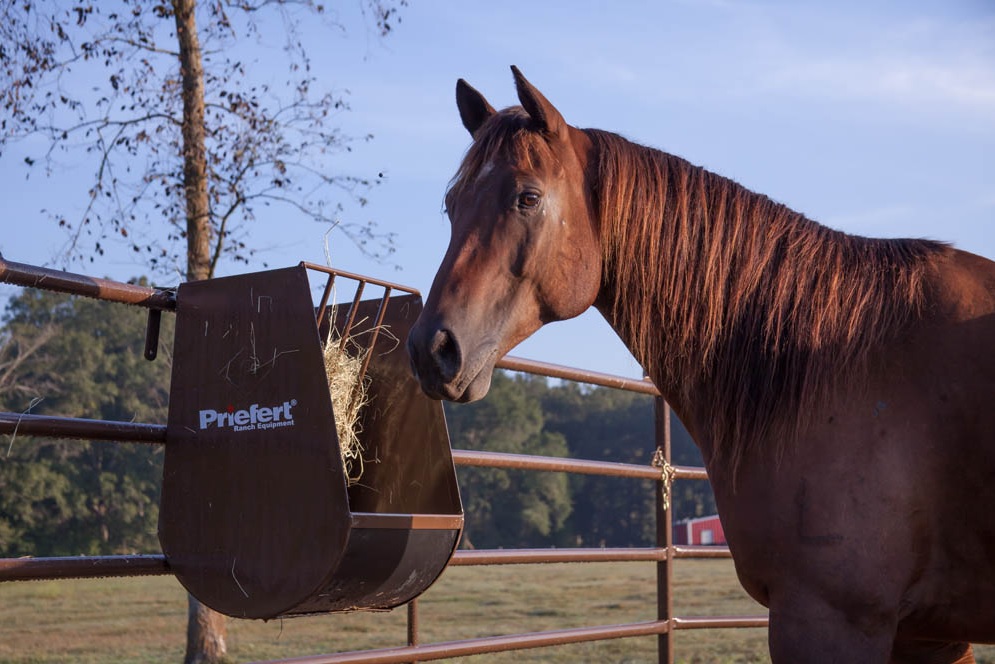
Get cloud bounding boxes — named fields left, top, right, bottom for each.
left=556, top=5, right=995, bottom=129
left=757, top=14, right=995, bottom=116
left=766, top=50, right=995, bottom=114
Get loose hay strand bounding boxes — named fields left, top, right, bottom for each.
left=323, top=322, right=370, bottom=486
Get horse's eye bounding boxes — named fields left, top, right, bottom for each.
left=517, top=191, right=541, bottom=209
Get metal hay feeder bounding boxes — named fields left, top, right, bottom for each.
left=158, top=264, right=463, bottom=619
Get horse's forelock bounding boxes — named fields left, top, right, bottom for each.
left=446, top=109, right=559, bottom=215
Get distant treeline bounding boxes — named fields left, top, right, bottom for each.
left=0, top=288, right=715, bottom=557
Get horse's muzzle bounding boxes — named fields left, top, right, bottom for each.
left=408, top=323, right=461, bottom=400
left=407, top=320, right=494, bottom=402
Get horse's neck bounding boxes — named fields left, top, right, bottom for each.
left=590, top=138, right=796, bottom=395
left=589, top=133, right=941, bottom=470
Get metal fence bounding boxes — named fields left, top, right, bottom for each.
left=0, top=256, right=768, bottom=663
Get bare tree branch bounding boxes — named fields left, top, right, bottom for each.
left=1, top=0, right=404, bottom=276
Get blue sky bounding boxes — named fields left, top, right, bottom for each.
left=2, top=1, right=993, bottom=379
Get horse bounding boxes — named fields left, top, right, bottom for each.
left=406, top=66, right=995, bottom=663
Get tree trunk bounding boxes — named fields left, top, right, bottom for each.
left=174, top=1, right=227, bottom=661
left=175, top=0, right=213, bottom=283
left=184, top=594, right=228, bottom=664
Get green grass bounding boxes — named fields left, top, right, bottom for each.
left=1, top=560, right=993, bottom=663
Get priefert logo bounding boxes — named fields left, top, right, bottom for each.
left=198, top=399, right=298, bottom=433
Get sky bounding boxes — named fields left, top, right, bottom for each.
left=2, top=0, right=993, bottom=380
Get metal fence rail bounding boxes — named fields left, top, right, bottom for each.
left=0, top=261, right=769, bottom=663
left=256, top=620, right=673, bottom=664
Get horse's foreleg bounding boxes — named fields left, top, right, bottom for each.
left=889, top=641, right=975, bottom=664
left=768, top=591, right=896, bottom=664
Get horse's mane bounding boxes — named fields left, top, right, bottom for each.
left=587, top=128, right=949, bottom=472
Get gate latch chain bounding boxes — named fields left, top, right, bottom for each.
left=651, top=447, right=676, bottom=512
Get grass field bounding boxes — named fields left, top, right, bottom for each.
left=1, top=559, right=992, bottom=663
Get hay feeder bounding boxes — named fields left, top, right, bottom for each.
left=158, top=264, right=462, bottom=619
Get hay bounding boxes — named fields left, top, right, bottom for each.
left=322, top=329, right=370, bottom=486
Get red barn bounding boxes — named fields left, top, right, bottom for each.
left=673, top=514, right=726, bottom=546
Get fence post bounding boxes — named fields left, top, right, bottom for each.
left=655, top=397, right=674, bottom=664
left=407, top=598, right=419, bottom=663
left=407, top=598, right=420, bottom=646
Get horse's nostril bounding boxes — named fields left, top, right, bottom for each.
left=429, top=328, right=461, bottom=383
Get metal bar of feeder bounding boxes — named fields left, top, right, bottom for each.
left=315, top=273, right=337, bottom=332
left=356, top=287, right=392, bottom=380
left=342, top=286, right=393, bottom=434
left=299, top=262, right=420, bottom=296
left=339, top=281, right=367, bottom=352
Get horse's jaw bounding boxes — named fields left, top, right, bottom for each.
left=447, top=361, right=496, bottom=403
left=418, top=358, right=496, bottom=404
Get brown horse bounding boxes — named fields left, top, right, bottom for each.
left=407, top=66, right=995, bottom=663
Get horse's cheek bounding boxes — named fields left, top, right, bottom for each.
left=544, top=258, right=600, bottom=321
left=563, top=231, right=602, bottom=312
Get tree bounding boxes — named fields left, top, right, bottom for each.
left=1, top=0, right=403, bottom=277
left=1, top=2, right=406, bottom=661
left=0, top=286, right=172, bottom=557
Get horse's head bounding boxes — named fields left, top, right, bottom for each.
left=407, top=67, right=602, bottom=402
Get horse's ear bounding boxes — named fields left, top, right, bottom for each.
left=456, top=79, right=497, bottom=138
left=511, top=65, right=565, bottom=136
